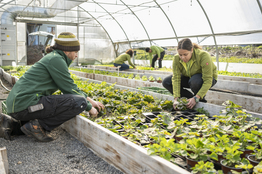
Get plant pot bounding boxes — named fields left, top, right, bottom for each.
left=186, top=157, right=199, bottom=170
left=210, top=159, right=222, bottom=170
left=221, top=160, right=243, bottom=174
left=241, top=149, right=254, bottom=158
left=149, top=80, right=155, bottom=82
left=174, top=135, right=183, bottom=143
left=156, top=80, right=162, bottom=83
left=247, top=155, right=260, bottom=167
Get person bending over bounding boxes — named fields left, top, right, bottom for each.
left=145, top=45, right=165, bottom=69
left=113, top=49, right=136, bottom=71
left=2, top=32, right=104, bottom=142
left=162, top=38, right=217, bottom=110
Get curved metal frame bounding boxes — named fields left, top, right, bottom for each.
left=78, top=5, right=118, bottom=57
left=92, top=0, right=132, bottom=51
left=153, top=0, right=179, bottom=43
left=196, top=0, right=219, bottom=70
left=257, top=0, right=262, bottom=14
left=119, top=0, right=152, bottom=46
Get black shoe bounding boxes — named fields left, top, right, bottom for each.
left=0, top=113, right=14, bottom=140
left=21, top=119, right=53, bottom=142
left=200, top=98, right=207, bottom=103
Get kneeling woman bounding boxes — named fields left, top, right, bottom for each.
left=113, top=49, right=136, bottom=71
left=162, top=38, right=217, bottom=110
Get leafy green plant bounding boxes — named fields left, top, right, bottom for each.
left=192, top=161, right=222, bottom=174
left=250, top=144, right=262, bottom=162
left=143, top=95, right=154, bottom=103
left=128, top=73, right=134, bottom=79
left=196, top=107, right=210, bottom=116
left=160, top=100, right=173, bottom=111
left=148, top=76, right=155, bottom=82
left=134, top=74, right=141, bottom=80
left=157, top=77, right=162, bottom=81
left=141, top=75, right=148, bottom=81
left=222, top=145, right=253, bottom=170
left=175, top=97, right=189, bottom=110
left=253, top=161, right=262, bottom=174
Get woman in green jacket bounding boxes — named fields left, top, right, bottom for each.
left=113, top=49, right=136, bottom=71
left=162, top=38, right=217, bottom=110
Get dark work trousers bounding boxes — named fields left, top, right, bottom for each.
left=151, top=51, right=165, bottom=68
left=10, top=94, right=88, bottom=131
left=162, top=73, right=217, bottom=100
left=113, top=63, right=130, bottom=71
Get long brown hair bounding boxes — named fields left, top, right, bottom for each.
left=177, top=38, right=202, bottom=51
left=125, top=49, right=133, bottom=57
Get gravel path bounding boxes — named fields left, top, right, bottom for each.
left=0, top=75, right=124, bottom=174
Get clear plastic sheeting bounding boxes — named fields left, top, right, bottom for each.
left=0, top=0, right=262, bottom=65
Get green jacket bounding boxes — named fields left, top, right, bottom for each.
left=6, top=50, right=92, bottom=114
left=114, top=53, right=135, bottom=68
left=172, top=48, right=217, bottom=99
left=148, top=46, right=164, bottom=65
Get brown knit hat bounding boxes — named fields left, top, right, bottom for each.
left=54, top=32, right=80, bottom=51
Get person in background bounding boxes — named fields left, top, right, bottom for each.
left=2, top=32, right=104, bottom=142
left=145, top=45, right=165, bottom=69
left=113, top=49, right=136, bottom=71
left=162, top=38, right=217, bottom=110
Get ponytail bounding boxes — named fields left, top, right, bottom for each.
left=125, top=49, right=133, bottom=57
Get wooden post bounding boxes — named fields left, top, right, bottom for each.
left=0, top=147, right=9, bottom=174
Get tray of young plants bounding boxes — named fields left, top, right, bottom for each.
left=145, top=100, right=262, bottom=174
left=70, top=74, right=262, bottom=173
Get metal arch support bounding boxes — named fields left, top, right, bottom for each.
left=78, top=5, right=118, bottom=57
left=153, top=0, right=179, bottom=44
left=92, top=0, right=132, bottom=52
left=257, top=0, right=262, bottom=14
left=196, top=0, right=219, bottom=70
left=119, top=0, right=152, bottom=46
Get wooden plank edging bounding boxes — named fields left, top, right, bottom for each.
left=0, top=147, right=9, bottom=174
left=61, top=116, right=190, bottom=174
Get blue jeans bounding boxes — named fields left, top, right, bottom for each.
left=162, top=73, right=217, bottom=101
left=113, top=63, right=129, bottom=71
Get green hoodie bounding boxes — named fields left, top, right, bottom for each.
left=148, top=45, right=164, bottom=65
left=172, top=48, right=217, bottom=99
left=6, top=49, right=92, bottom=114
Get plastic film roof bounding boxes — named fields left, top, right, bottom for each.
left=1, top=0, right=262, bottom=46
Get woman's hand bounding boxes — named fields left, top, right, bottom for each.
left=86, top=97, right=105, bottom=112
left=173, top=97, right=179, bottom=110
left=186, top=98, right=197, bottom=109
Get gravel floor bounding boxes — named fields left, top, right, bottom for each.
left=0, top=75, right=124, bottom=174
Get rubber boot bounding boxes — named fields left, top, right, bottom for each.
left=21, top=119, right=53, bottom=142
left=0, top=113, right=14, bottom=140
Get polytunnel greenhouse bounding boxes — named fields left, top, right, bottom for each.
left=0, top=0, right=262, bottom=174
